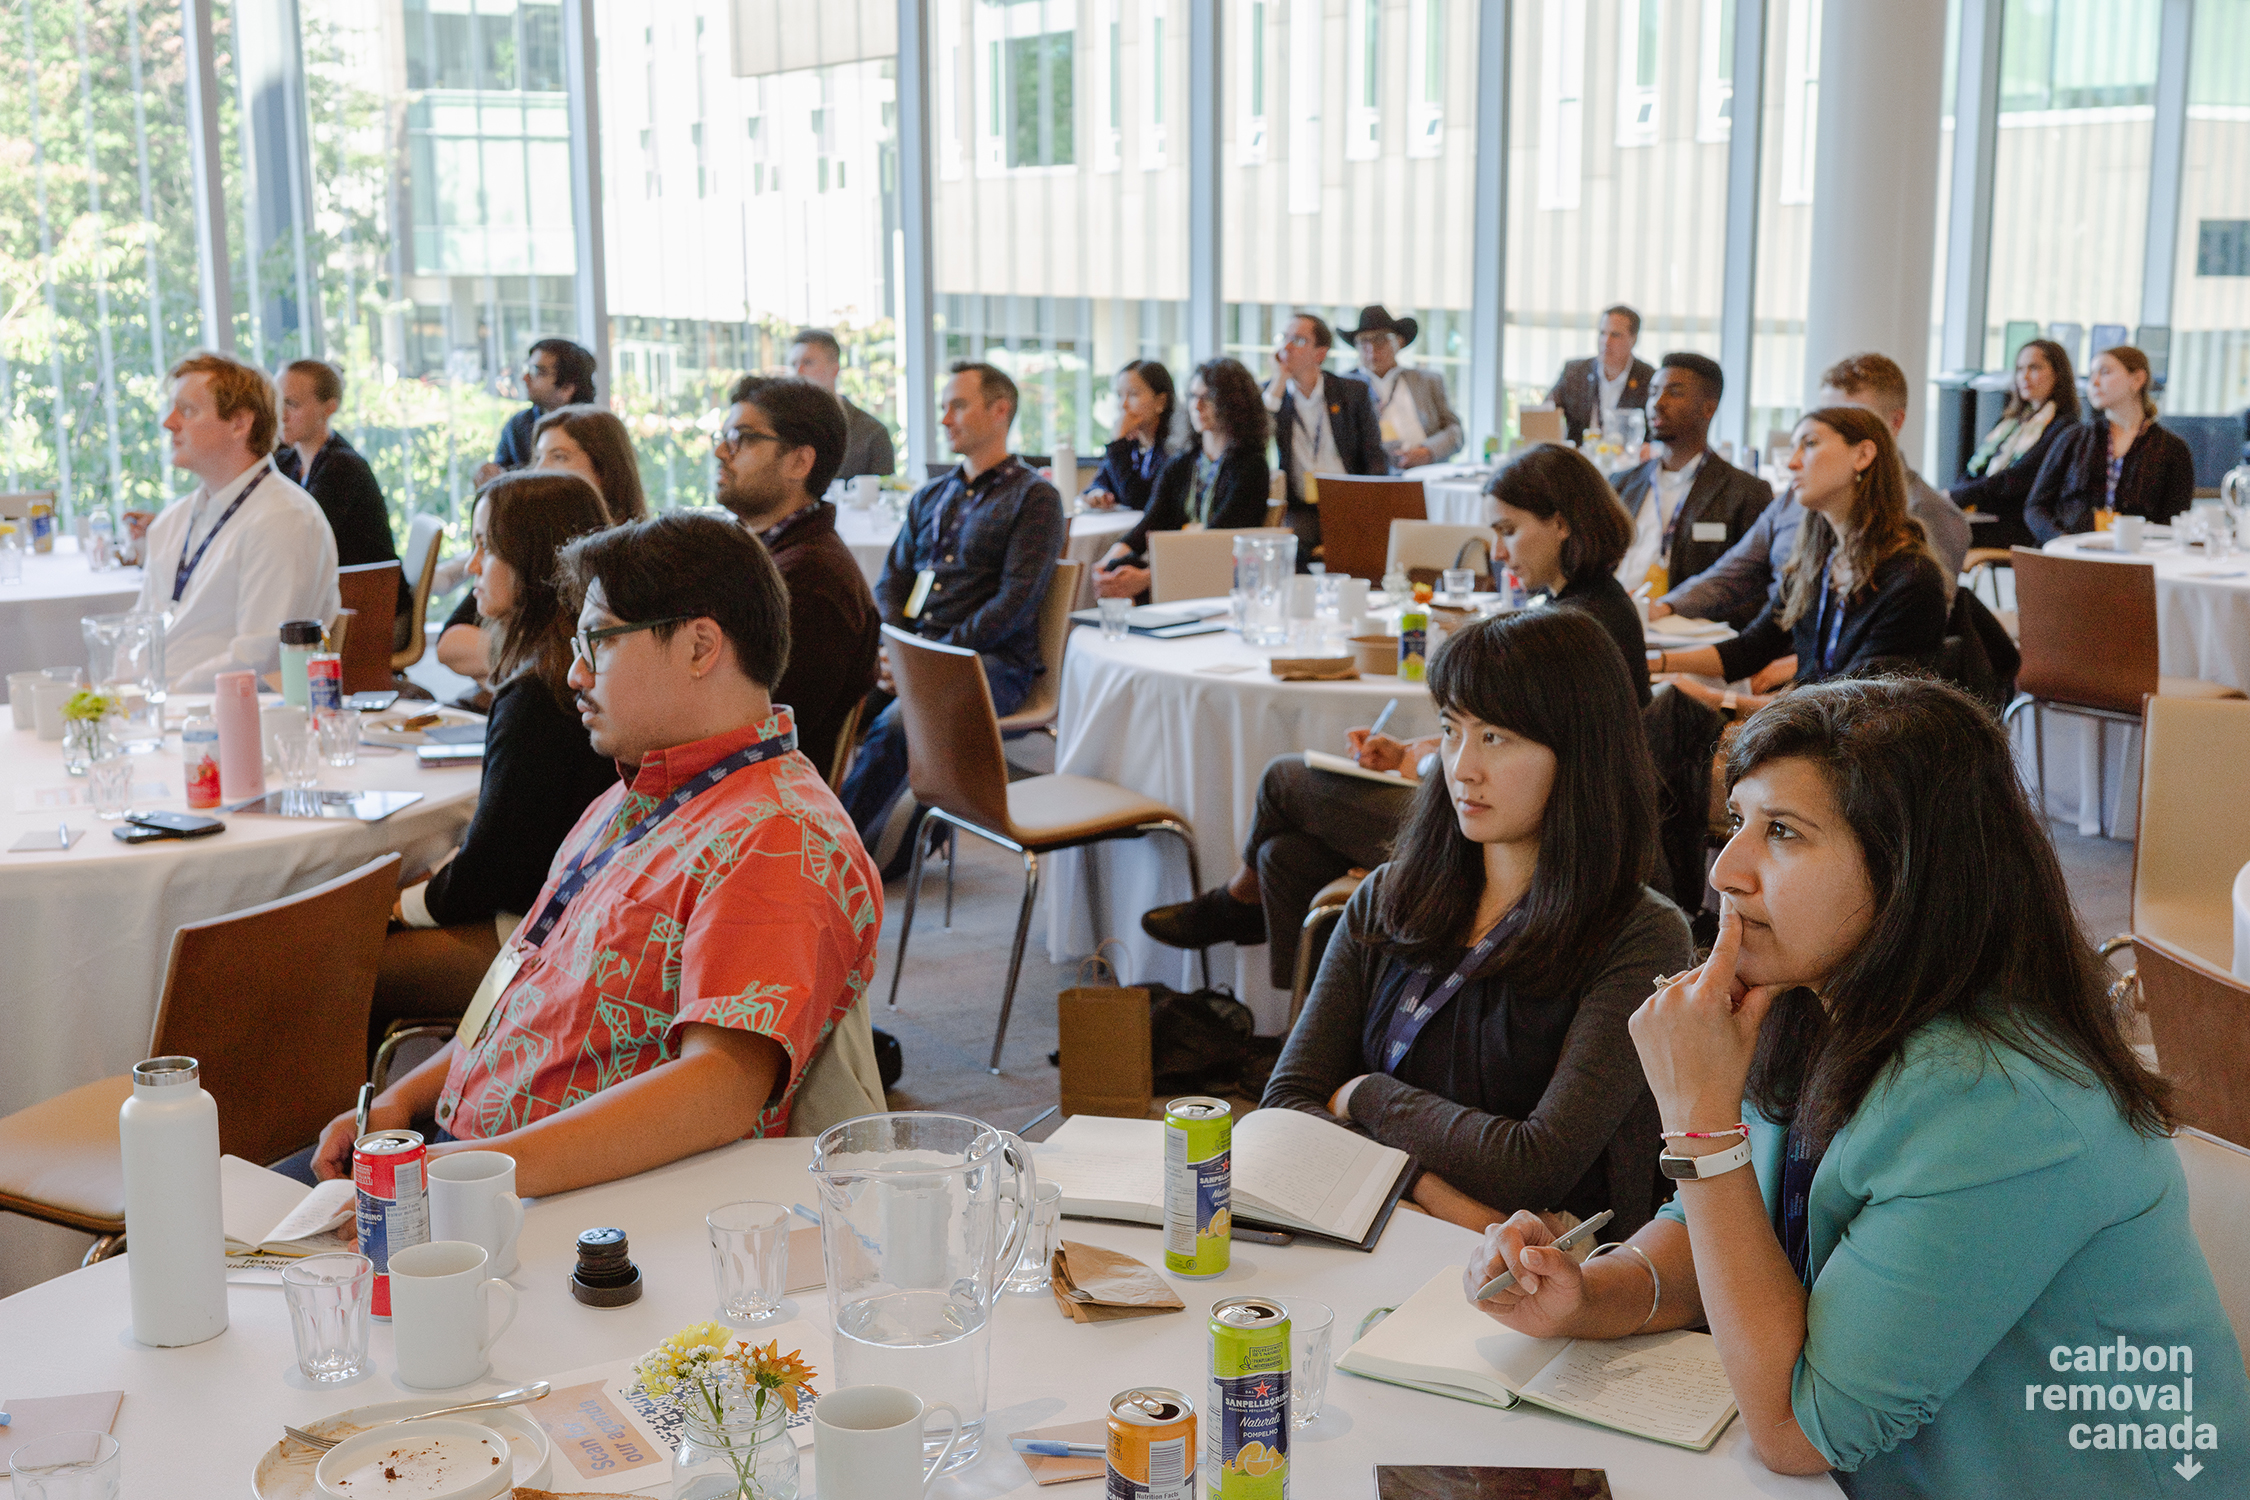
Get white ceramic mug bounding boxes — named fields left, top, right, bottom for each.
left=2114, top=514, right=2147, bottom=553
left=427, top=1151, right=524, bottom=1278
left=30, top=679, right=73, bottom=740
left=8, top=670, right=45, bottom=731
left=813, top=1384, right=962, bottom=1500
left=387, top=1240, right=517, bottom=1390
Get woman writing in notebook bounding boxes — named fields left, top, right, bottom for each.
left=1263, top=608, right=1693, bottom=1236
left=1466, top=678, right=2248, bottom=1496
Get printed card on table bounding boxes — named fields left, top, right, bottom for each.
left=527, top=1355, right=823, bottom=1492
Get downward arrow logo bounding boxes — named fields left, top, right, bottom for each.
left=2175, top=1455, right=2203, bottom=1481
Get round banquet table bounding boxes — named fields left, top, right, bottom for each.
left=0, top=706, right=480, bottom=1116
left=834, top=505, right=1143, bottom=611
left=0, top=538, right=145, bottom=679
left=2016, top=533, right=2250, bottom=839
left=0, top=1132, right=1840, bottom=1499
left=1046, top=607, right=1437, bottom=1032
left=1406, top=462, right=1497, bottom=526
left=2235, top=860, right=2250, bottom=983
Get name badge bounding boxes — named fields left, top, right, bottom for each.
left=904, top=568, right=937, bottom=620
left=454, top=943, right=525, bottom=1054
left=1691, top=521, right=1728, bottom=543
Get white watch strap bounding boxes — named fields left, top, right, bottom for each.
left=1669, top=1136, right=1753, bottom=1180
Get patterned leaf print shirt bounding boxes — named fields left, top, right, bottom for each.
left=435, top=709, right=882, bottom=1141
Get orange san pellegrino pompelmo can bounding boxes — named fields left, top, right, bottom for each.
left=1106, top=1386, right=1196, bottom=1500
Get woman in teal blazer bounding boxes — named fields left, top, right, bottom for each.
left=1464, top=677, right=2248, bottom=1498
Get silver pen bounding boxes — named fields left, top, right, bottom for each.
left=57, top=822, right=70, bottom=848
left=1473, top=1209, right=1614, bottom=1300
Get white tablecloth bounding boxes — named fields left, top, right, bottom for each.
left=2014, top=535, right=2250, bottom=838
left=2234, top=860, right=2250, bottom=983
left=0, top=708, right=478, bottom=1114
left=0, top=539, right=144, bottom=678
left=1407, top=463, right=1496, bottom=527
left=0, top=1133, right=1838, bottom=1499
left=1046, top=611, right=1434, bottom=1032
left=834, top=507, right=1143, bottom=611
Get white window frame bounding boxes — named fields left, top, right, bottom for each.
left=1407, top=0, right=1445, bottom=159
left=1346, top=0, right=1381, bottom=162
left=939, top=0, right=964, bottom=180
left=1097, top=0, right=1122, bottom=171
left=973, top=0, right=1080, bottom=178
left=1697, top=0, right=1733, bottom=143
left=1240, top=0, right=1269, bottom=164
left=1287, top=0, right=1322, bottom=214
left=1538, top=0, right=1585, bottom=210
left=1780, top=0, right=1820, bottom=204
left=1617, top=0, right=1660, bottom=148
left=1142, top=0, right=1169, bottom=170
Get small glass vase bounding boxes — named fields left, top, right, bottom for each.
left=62, top=715, right=112, bottom=776
left=671, top=1396, right=798, bottom=1500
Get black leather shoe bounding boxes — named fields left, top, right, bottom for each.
left=1141, top=886, right=1267, bottom=949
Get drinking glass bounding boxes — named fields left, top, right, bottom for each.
left=0, top=526, right=23, bottom=585
left=707, top=1199, right=792, bottom=1325
left=275, top=721, right=321, bottom=789
left=9, top=1432, right=121, bottom=1500
left=1441, top=568, right=1476, bottom=602
left=1000, top=1179, right=1063, bottom=1295
left=282, top=1252, right=374, bottom=1383
left=315, top=707, right=359, bottom=768
left=88, top=752, right=133, bottom=820
left=1281, top=1298, right=1335, bottom=1429
left=1098, top=595, right=1133, bottom=641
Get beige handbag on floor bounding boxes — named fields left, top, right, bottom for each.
left=786, top=986, right=888, bottom=1136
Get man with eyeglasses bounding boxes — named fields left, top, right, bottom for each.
left=475, top=338, right=597, bottom=489
left=1262, top=311, right=1388, bottom=560
left=309, top=514, right=885, bottom=1197
left=841, top=360, right=1064, bottom=868
left=712, top=374, right=880, bottom=781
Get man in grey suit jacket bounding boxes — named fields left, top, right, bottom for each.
left=1341, top=304, right=1463, bottom=472
left=1612, top=352, right=1773, bottom=602
left=1814, top=351, right=1970, bottom=581
left=1546, top=304, right=1654, bottom=443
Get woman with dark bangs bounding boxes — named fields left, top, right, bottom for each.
left=1264, top=607, right=1693, bottom=1235
left=1467, top=677, right=2248, bottom=1497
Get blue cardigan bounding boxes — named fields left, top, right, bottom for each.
left=1660, top=1017, right=2248, bottom=1498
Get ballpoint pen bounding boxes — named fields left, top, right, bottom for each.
left=353, top=1082, right=373, bottom=1142
left=1011, top=1437, right=1104, bottom=1458
left=1366, top=698, right=1400, bottom=741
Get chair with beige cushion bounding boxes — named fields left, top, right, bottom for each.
left=1387, top=520, right=1498, bottom=590
left=2001, top=547, right=2243, bottom=834
left=0, top=490, right=58, bottom=520
left=0, top=855, right=400, bottom=1262
left=881, top=624, right=1206, bottom=1073
left=994, top=560, right=1082, bottom=738
left=2133, top=934, right=2250, bottom=1151
left=392, top=513, right=446, bottom=671
left=1146, top=527, right=1293, bottom=604
left=2129, top=697, right=2250, bottom=968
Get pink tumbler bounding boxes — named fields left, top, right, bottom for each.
left=213, top=670, right=265, bottom=802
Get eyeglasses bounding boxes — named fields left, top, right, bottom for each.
left=714, top=426, right=785, bottom=455
left=571, top=616, right=695, bottom=672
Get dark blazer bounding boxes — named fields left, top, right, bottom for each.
left=1547, top=355, right=1654, bottom=444
left=276, top=431, right=406, bottom=616
left=837, top=398, right=896, bottom=481
left=2024, top=419, right=2198, bottom=543
left=1947, top=411, right=2069, bottom=551
left=1613, top=449, right=1774, bottom=591
left=420, top=671, right=617, bottom=927
left=761, top=500, right=881, bottom=782
left=1086, top=435, right=1170, bottom=516
left=1118, top=446, right=1273, bottom=560
left=1275, top=372, right=1387, bottom=555
left=1714, top=549, right=1950, bottom=686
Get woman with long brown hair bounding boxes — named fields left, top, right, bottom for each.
left=377, top=470, right=620, bottom=1034
left=533, top=404, right=651, bottom=522
left=1652, top=405, right=1947, bottom=715
left=2024, top=343, right=2196, bottom=542
left=1947, top=337, right=2078, bottom=548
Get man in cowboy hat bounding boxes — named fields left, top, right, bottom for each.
left=1546, top=304, right=1654, bottom=444
left=1344, top=305, right=1465, bottom=473
left=1262, top=311, right=1389, bottom=559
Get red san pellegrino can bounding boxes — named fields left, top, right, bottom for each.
left=306, top=651, right=344, bottom=713
left=353, top=1129, right=430, bottom=1319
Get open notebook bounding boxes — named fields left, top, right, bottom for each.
left=1033, top=1111, right=1412, bottom=1251
left=220, top=1155, right=357, bottom=1259
left=1302, top=749, right=1414, bottom=788
left=1337, top=1266, right=1738, bottom=1451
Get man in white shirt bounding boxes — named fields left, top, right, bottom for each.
left=1545, top=304, right=1655, bottom=444
left=132, top=354, right=340, bottom=692
left=1611, top=352, right=1773, bottom=598
left=1341, top=304, right=1465, bottom=473
left=1260, top=312, right=1387, bottom=559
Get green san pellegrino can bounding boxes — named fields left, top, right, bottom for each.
left=1207, top=1296, right=1290, bottom=1498
left=1163, top=1096, right=1232, bottom=1278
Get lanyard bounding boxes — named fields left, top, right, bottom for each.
left=173, top=464, right=270, bottom=603
left=518, top=728, right=796, bottom=949
left=1376, top=907, right=1526, bottom=1072
left=1814, top=559, right=1849, bottom=675
left=1292, top=386, right=1328, bottom=470
left=1189, top=452, right=1222, bottom=525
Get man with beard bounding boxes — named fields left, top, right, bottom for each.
left=712, top=375, right=880, bottom=782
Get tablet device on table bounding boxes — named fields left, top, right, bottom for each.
left=417, top=742, right=485, bottom=767
left=227, top=789, right=424, bottom=822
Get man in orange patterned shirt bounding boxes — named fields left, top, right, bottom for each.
left=314, top=515, right=881, bottom=1197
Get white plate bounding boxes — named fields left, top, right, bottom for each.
left=251, top=1399, right=552, bottom=1500
left=360, top=706, right=486, bottom=747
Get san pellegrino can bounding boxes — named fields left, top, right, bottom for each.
left=1164, top=1096, right=1231, bottom=1278
left=1106, top=1386, right=1196, bottom=1500
left=1207, top=1297, right=1289, bottom=1498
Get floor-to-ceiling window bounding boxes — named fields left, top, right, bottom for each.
left=2169, top=0, right=2250, bottom=415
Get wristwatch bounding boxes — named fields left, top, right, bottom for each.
left=1659, top=1138, right=1754, bottom=1181
left=1720, top=690, right=1741, bottom=715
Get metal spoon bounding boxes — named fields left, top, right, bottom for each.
left=282, top=1381, right=553, bottom=1451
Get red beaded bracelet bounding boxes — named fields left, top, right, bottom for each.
left=1659, top=1123, right=1749, bottom=1140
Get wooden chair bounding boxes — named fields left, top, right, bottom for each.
left=994, top=560, right=1083, bottom=737
left=0, top=855, right=400, bottom=1261
left=2001, top=547, right=2242, bottom=833
left=1290, top=873, right=1365, bottom=1028
left=881, top=624, right=1205, bottom=1073
left=392, top=514, right=446, bottom=671
left=2134, top=935, right=2250, bottom=1149
left=336, top=560, right=403, bottom=694
left=826, top=696, right=867, bottom=789
left=1146, top=527, right=1293, bottom=604
left=0, top=490, right=57, bottom=519
left=2175, top=1126, right=2250, bottom=1371
left=1313, top=476, right=1427, bottom=582
left=1387, top=520, right=1498, bottom=590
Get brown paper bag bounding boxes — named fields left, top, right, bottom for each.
left=1057, top=950, right=1152, bottom=1119
left=1049, top=1239, right=1185, bottom=1324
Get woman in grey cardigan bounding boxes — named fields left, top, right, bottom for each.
left=1264, top=608, right=1692, bottom=1235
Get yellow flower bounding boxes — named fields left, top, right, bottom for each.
left=633, top=1321, right=739, bottom=1398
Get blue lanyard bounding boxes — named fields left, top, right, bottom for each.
left=1377, top=907, right=1526, bottom=1072
left=1814, top=559, right=1848, bottom=675
left=1292, top=387, right=1327, bottom=469
left=1190, top=452, right=1222, bottom=525
left=519, top=728, right=796, bottom=949
left=173, top=464, right=270, bottom=602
